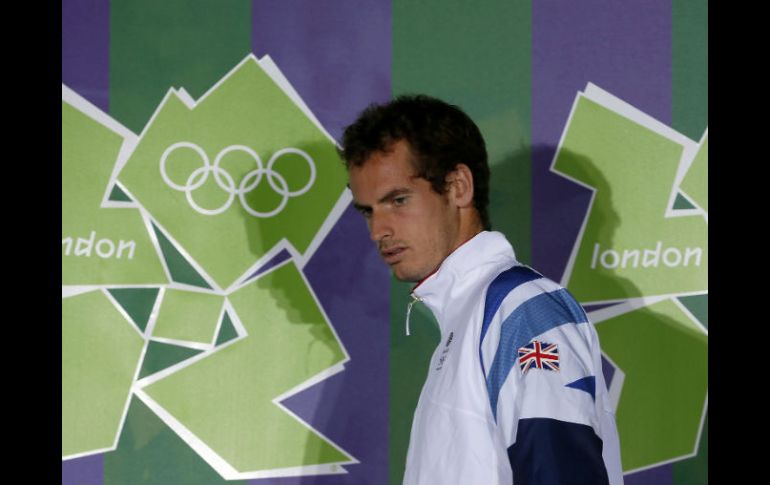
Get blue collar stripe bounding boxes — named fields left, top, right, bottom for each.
left=479, top=265, right=542, bottom=378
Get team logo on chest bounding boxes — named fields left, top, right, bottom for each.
left=518, top=341, right=559, bottom=374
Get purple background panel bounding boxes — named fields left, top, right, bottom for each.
left=251, top=3, right=391, bottom=482
left=252, top=0, right=392, bottom=142
left=624, top=464, right=673, bottom=485
left=62, top=0, right=109, bottom=112
left=531, top=0, right=672, bottom=282
left=246, top=249, right=292, bottom=282
left=62, top=453, right=104, bottom=485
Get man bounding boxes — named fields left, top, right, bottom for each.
left=341, top=95, right=623, bottom=485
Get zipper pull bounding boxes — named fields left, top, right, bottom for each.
left=406, top=294, right=421, bottom=336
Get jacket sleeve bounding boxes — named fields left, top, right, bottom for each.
left=479, top=266, right=615, bottom=485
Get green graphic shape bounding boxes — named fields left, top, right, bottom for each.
left=142, top=261, right=351, bottom=473
left=104, top=396, right=246, bottom=485
left=109, top=184, right=133, bottom=202
left=108, top=287, right=160, bottom=333
left=672, top=410, right=708, bottom=485
left=216, top=311, right=239, bottom=346
left=152, top=289, right=224, bottom=344
left=152, top=223, right=212, bottom=289
left=139, top=341, right=203, bottom=379
left=62, top=290, right=145, bottom=457
left=117, top=57, right=347, bottom=289
left=555, top=96, right=708, bottom=301
left=673, top=193, right=696, bottom=210
left=595, top=299, right=707, bottom=471
left=677, top=294, right=708, bottom=329
left=62, top=99, right=167, bottom=286
left=679, top=132, right=708, bottom=213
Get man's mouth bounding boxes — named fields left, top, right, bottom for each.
left=381, top=246, right=407, bottom=264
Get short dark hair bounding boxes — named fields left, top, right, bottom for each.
left=339, top=94, right=490, bottom=230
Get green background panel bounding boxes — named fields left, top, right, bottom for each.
left=152, top=289, right=224, bottom=344
left=596, top=299, right=707, bottom=471
left=62, top=291, right=146, bottom=457
left=143, top=262, right=349, bottom=472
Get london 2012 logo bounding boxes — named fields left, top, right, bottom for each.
left=551, top=82, right=708, bottom=475
left=62, top=54, right=357, bottom=480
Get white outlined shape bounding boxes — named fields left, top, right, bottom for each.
left=63, top=55, right=358, bottom=477
left=61, top=84, right=140, bottom=210
left=108, top=54, right=349, bottom=287
left=673, top=128, right=708, bottom=222
left=62, top=288, right=151, bottom=461
left=589, top=297, right=708, bottom=474
left=133, top=256, right=356, bottom=478
left=553, top=84, right=706, bottom=304
left=149, top=289, right=227, bottom=349
left=582, top=84, right=701, bottom=221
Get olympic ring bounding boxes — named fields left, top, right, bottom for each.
left=159, top=142, right=316, bottom=217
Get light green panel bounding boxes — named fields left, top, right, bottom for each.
left=595, top=298, right=707, bottom=471
left=62, top=100, right=167, bottom=286
left=152, top=289, right=224, bottom=344
left=62, top=290, right=146, bottom=457
left=117, top=58, right=347, bottom=290
left=142, top=261, right=350, bottom=473
left=554, top=97, right=707, bottom=302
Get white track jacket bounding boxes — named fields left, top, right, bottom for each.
left=402, top=231, right=624, bottom=485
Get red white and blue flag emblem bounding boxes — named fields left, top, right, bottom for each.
left=518, top=341, right=559, bottom=374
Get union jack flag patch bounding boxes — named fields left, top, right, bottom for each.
left=518, top=341, right=559, bottom=374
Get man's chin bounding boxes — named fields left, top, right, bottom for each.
left=391, top=265, right=425, bottom=283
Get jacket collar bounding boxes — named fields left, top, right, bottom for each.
left=410, top=231, right=517, bottom=327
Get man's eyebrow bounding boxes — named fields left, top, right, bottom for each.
left=353, top=187, right=413, bottom=212
left=378, top=187, right=412, bottom=203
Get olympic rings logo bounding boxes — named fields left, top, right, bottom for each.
left=159, top=142, right=316, bottom=218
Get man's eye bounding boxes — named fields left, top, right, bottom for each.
left=393, top=197, right=407, bottom=206
left=361, top=208, right=372, bottom=218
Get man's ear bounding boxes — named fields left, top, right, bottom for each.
left=447, top=163, right=475, bottom=208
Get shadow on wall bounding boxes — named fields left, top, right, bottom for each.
left=238, top=138, right=388, bottom=484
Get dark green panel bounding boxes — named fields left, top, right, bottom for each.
left=389, top=278, right=440, bottom=485
left=138, top=341, right=203, bottom=379
left=677, top=294, right=708, bottom=329
left=393, top=0, right=532, bottom=261
left=108, top=184, right=133, bottom=202
left=104, top=396, right=246, bottom=485
left=672, top=0, right=708, bottom=140
left=392, top=3, right=531, bottom=484
left=672, top=411, right=708, bottom=485
left=673, top=192, right=697, bottom=210
left=108, top=287, right=160, bottom=332
left=110, top=0, right=252, bottom=133
left=152, top=223, right=211, bottom=289
left=215, top=311, right=239, bottom=346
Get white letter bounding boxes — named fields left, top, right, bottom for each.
left=117, top=240, right=136, bottom=260
left=621, top=249, right=640, bottom=268
left=75, top=231, right=96, bottom=257
left=643, top=241, right=662, bottom=267
left=591, top=242, right=600, bottom=269
left=684, top=247, right=702, bottom=267
left=62, top=237, right=73, bottom=256
left=601, top=249, right=620, bottom=269
left=663, top=247, right=682, bottom=267
left=96, top=239, right=115, bottom=258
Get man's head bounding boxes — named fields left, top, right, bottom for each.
left=340, top=95, right=490, bottom=282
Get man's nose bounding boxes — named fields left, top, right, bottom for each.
left=369, top=210, right=393, bottom=243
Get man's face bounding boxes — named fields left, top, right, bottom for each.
left=348, top=140, right=460, bottom=282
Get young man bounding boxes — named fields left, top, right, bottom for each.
left=341, top=95, right=623, bottom=485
